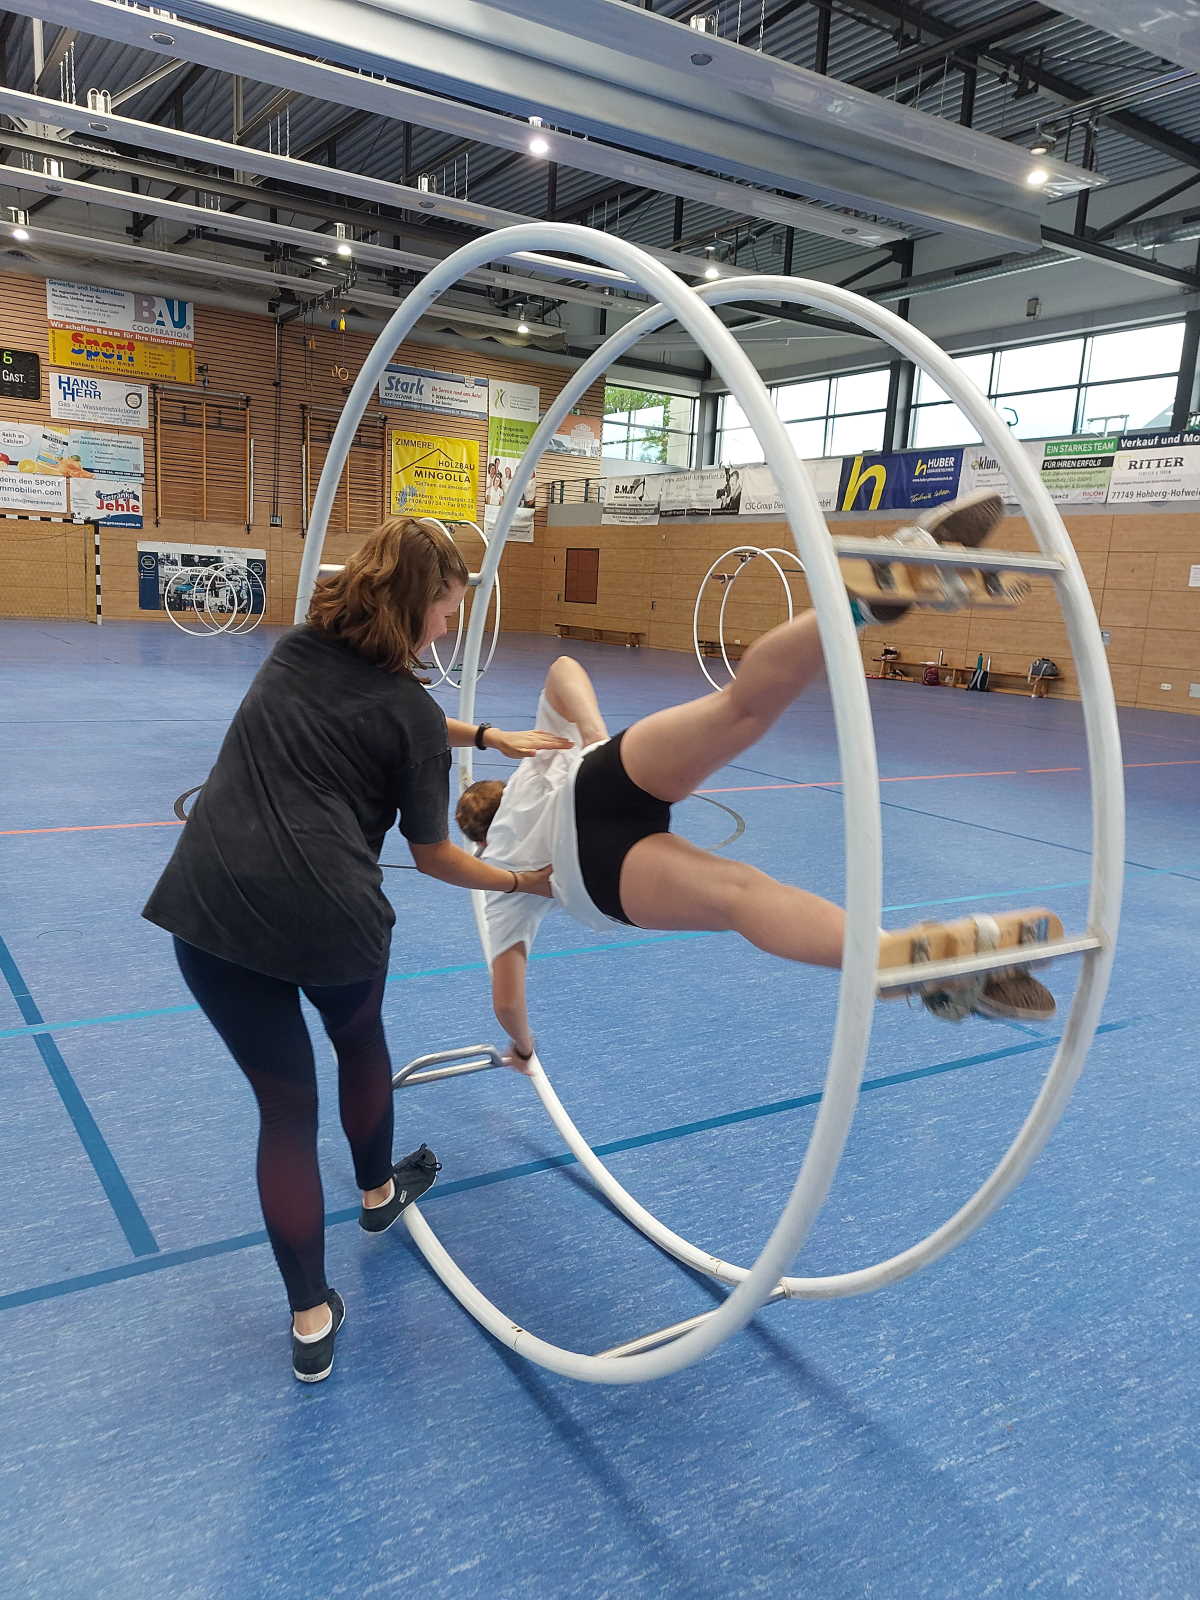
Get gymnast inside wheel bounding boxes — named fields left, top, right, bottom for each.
left=456, top=492, right=1055, bottom=1071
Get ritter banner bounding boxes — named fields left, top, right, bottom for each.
left=838, top=447, right=964, bottom=512
left=389, top=432, right=480, bottom=521
left=485, top=379, right=540, bottom=543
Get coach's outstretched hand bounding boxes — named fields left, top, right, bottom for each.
left=487, top=729, right=573, bottom=759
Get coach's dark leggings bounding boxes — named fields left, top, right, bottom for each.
left=174, top=937, right=395, bottom=1313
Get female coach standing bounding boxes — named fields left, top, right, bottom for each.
left=144, top=517, right=566, bottom=1383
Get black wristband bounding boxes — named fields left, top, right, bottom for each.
left=474, top=723, right=492, bottom=750
left=505, top=870, right=519, bottom=894
left=512, top=1041, right=534, bottom=1061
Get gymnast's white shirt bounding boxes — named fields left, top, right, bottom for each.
left=479, top=691, right=616, bottom=960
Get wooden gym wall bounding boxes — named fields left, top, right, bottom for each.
left=529, top=508, right=1200, bottom=716
left=0, top=270, right=603, bottom=625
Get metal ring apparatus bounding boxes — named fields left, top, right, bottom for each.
left=294, top=224, right=1123, bottom=1385
left=693, top=544, right=806, bottom=689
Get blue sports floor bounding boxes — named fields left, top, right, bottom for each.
left=1, top=618, right=1197, bottom=1598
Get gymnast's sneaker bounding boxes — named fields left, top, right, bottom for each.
left=849, top=489, right=1005, bottom=624
left=292, top=1289, right=345, bottom=1384
left=358, top=1144, right=442, bottom=1234
left=975, top=969, right=1056, bottom=1023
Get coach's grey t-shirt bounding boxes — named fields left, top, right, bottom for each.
left=143, top=625, right=450, bottom=984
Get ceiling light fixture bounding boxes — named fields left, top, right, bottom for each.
left=1029, top=128, right=1056, bottom=157
left=703, top=246, right=720, bottom=280
left=517, top=317, right=531, bottom=335
left=334, top=222, right=353, bottom=257
left=1026, top=166, right=1050, bottom=187
left=528, top=116, right=550, bottom=157
left=9, top=207, right=30, bottom=242
left=312, top=255, right=328, bottom=265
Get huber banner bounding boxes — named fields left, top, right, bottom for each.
left=389, top=431, right=479, bottom=521
left=838, top=447, right=963, bottom=511
left=485, top=379, right=540, bottom=543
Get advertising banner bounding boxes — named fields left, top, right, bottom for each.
left=71, top=477, right=144, bottom=527
left=838, top=447, right=964, bottom=512
left=378, top=363, right=488, bottom=419
left=0, top=420, right=143, bottom=482
left=138, top=542, right=266, bottom=612
left=547, top=413, right=602, bottom=458
left=738, top=457, right=841, bottom=515
left=601, top=473, right=661, bottom=524
left=1106, top=435, right=1200, bottom=504
left=659, top=467, right=725, bottom=518
left=68, top=430, right=144, bottom=478
left=48, top=328, right=196, bottom=383
left=1036, top=435, right=1116, bottom=504
left=0, top=468, right=68, bottom=514
left=389, top=431, right=480, bottom=521
left=50, top=372, right=148, bottom=429
left=485, top=379, right=540, bottom=542
left=47, top=279, right=194, bottom=345
left=0, top=420, right=69, bottom=473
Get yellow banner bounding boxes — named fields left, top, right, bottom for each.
left=389, top=431, right=479, bottom=520
left=48, top=327, right=196, bottom=383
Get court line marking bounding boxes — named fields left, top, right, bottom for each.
left=4, top=758, right=1198, bottom=838
left=0, top=879, right=1105, bottom=1045
left=0, top=1017, right=1136, bottom=1315
left=697, top=757, right=1200, bottom=795
left=0, top=932, right=159, bottom=1258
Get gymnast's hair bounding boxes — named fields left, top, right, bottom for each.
left=456, top=779, right=506, bottom=845
left=307, top=516, right=469, bottom=674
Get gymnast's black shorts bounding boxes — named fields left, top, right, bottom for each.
left=573, top=730, right=672, bottom=925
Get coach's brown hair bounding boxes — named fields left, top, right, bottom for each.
left=307, top=517, right=469, bottom=673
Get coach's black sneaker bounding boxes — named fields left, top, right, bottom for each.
left=358, top=1144, right=442, bottom=1234
left=291, top=1289, right=345, bottom=1384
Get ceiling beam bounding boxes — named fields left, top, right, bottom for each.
left=32, top=25, right=78, bottom=88
left=1041, top=224, right=1200, bottom=289
left=1030, top=3, right=1200, bottom=76
left=850, top=5, right=1054, bottom=95
left=0, top=0, right=909, bottom=246
left=835, top=0, right=1200, bottom=173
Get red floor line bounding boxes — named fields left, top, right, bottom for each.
left=0, top=820, right=184, bottom=837
left=4, top=759, right=1199, bottom=833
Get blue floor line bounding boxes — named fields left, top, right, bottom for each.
left=0, top=1017, right=1135, bottom=1315
left=810, top=783, right=1198, bottom=881
left=0, top=932, right=159, bottom=1258
left=0, top=869, right=1151, bottom=1047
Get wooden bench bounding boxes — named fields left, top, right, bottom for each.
left=868, top=659, right=1058, bottom=696
left=556, top=624, right=644, bottom=649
